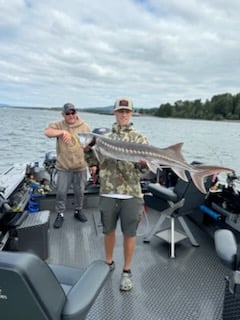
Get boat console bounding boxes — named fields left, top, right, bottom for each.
left=0, top=164, right=50, bottom=259
left=203, top=172, right=240, bottom=232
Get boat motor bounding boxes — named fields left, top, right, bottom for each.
left=44, top=151, right=56, bottom=168
left=88, top=127, right=111, bottom=148
left=43, top=151, right=57, bottom=185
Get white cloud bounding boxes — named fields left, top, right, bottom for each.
left=0, top=0, right=239, bottom=108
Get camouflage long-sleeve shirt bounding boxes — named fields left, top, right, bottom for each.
left=99, top=122, right=148, bottom=199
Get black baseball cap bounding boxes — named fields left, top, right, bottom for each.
left=62, top=103, right=76, bottom=113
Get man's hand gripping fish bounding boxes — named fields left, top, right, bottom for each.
left=78, top=132, right=234, bottom=194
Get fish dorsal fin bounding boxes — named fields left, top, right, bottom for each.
left=167, top=142, right=187, bottom=163
left=168, top=142, right=184, bottom=152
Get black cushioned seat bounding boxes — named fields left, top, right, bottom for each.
left=214, top=229, right=240, bottom=319
left=148, top=183, right=178, bottom=202
left=0, top=250, right=109, bottom=320
left=143, top=172, right=209, bottom=258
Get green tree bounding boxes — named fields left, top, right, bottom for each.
left=155, top=103, right=172, bottom=117
left=211, top=93, right=233, bottom=118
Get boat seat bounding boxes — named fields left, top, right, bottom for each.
left=0, top=250, right=109, bottom=320
left=143, top=171, right=209, bottom=258
left=214, top=229, right=240, bottom=318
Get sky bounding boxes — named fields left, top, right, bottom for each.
left=0, top=0, right=240, bottom=109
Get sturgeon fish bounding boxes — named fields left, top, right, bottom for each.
left=78, top=132, right=234, bottom=194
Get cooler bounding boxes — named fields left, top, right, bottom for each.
left=15, top=210, right=50, bottom=260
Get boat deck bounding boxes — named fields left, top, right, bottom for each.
left=42, top=194, right=228, bottom=320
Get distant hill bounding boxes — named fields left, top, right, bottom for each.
left=0, top=104, right=142, bottom=116
left=80, top=105, right=114, bottom=114
left=0, top=104, right=114, bottom=113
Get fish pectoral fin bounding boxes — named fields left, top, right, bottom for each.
left=93, top=148, right=105, bottom=164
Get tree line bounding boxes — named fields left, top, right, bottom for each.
left=138, top=92, right=240, bottom=120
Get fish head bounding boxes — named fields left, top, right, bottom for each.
left=77, top=133, right=95, bottom=147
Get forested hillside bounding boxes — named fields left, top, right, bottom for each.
left=139, top=92, right=240, bottom=120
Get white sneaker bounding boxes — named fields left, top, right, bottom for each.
left=120, top=272, right=133, bottom=291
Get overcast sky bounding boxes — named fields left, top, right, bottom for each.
left=0, top=0, right=239, bottom=109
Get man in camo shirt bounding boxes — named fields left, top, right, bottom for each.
left=99, top=98, right=148, bottom=291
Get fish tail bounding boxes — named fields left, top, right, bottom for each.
left=190, top=166, right=234, bottom=194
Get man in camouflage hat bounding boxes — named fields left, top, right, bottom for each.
left=99, top=98, right=148, bottom=291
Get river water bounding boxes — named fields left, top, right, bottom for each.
left=0, top=107, right=239, bottom=176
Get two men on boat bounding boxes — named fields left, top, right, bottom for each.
left=44, top=98, right=148, bottom=291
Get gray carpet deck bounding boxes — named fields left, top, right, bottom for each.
left=44, top=196, right=228, bottom=320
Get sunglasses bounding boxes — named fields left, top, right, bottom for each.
left=65, top=110, right=76, bottom=115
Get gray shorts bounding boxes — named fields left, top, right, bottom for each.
left=99, top=196, right=144, bottom=236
